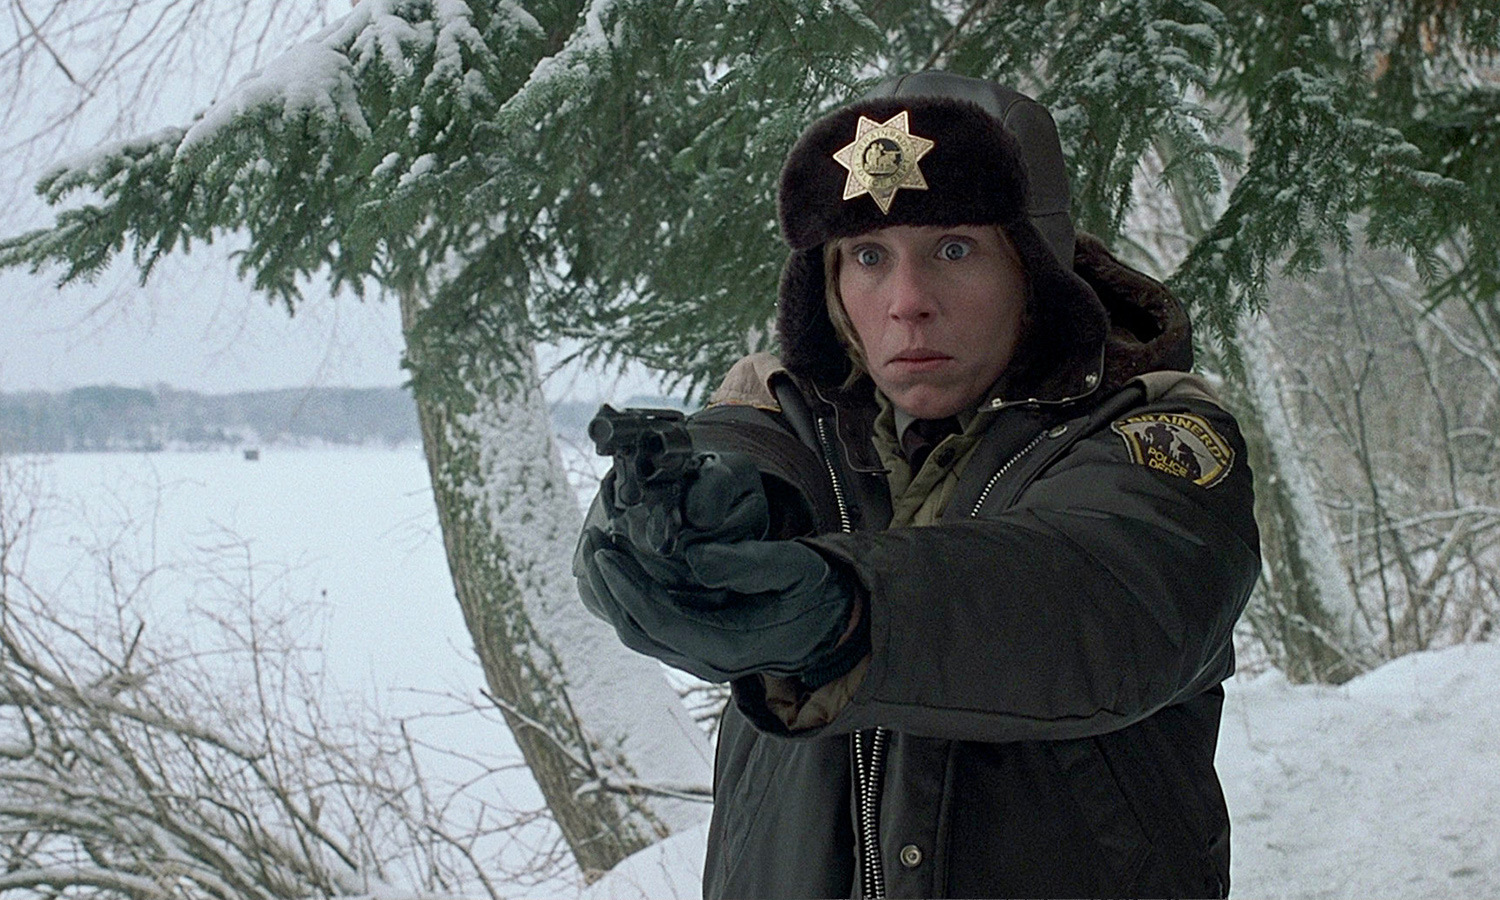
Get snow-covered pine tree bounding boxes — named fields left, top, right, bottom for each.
left=480, top=0, right=1500, bottom=681
left=0, top=0, right=896, bottom=878
left=4, top=0, right=1499, bottom=875
left=1096, top=0, right=1500, bottom=681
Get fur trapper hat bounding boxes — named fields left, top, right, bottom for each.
left=774, top=73, right=1115, bottom=400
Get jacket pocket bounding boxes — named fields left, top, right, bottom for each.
left=1051, top=738, right=1152, bottom=888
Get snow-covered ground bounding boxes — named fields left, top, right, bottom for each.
left=10, top=449, right=1497, bottom=899
left=1221, top=644, right=1499, bottom=898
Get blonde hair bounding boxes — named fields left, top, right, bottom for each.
left=822, top=240, right=869, bottom=384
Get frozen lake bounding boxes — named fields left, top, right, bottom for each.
left=13, top=448, right=477, bottom=700
left=9, top=444, right=609, bottom=696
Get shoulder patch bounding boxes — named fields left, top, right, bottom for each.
left=1110, top=412, right=1234, bottom=488
left=708, top=352, right=785, bottom=411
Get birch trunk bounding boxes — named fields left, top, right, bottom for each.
left=397, top=288, right=712, bottom=879
left=1227, top=314, right=1372, bottom=683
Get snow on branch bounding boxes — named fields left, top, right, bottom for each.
left=36, top=0, right=499, bottom=186
left=181, top=42, right=370, bottom=152
left=0, top=866, right=169, bottom=898
left=35, top=127, right=184, bottom=202
left=179, top=0, right=483, bottom=153
left=493, top=0, right=620, bottom=126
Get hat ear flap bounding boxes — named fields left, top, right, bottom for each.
left=776, top=247, right=849, bottom=385
left=992, top=219, right=1108, bottom=400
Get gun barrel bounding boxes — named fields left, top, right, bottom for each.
left=588, top=405, right=688, bottom=457
left=587, top=403, right=702, bottom=555
left=587, top=404, right=624, bottom=455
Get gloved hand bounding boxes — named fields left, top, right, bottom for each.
left=575, top=526, right=868, bottom=686
left=606, top=450, right=770, bottom=558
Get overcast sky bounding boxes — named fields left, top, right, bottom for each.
left=1, top=192, right=666, bottom=402
left=0, top=2, right=666, bottom=403
left=2, top=253, right=664, bottom=401
left=3, top=241, right=411, bottom=394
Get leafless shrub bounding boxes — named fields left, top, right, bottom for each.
left=1268, top=243, right=1500, bottom=659
left=0, top=456, right=570, bottom=898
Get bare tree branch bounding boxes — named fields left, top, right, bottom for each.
left=0, top=456, right=573, bottom=897
left=12, top=0, right=83, bottom=88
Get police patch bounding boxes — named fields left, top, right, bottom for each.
left=1111, top=412, right=1234, bottom=488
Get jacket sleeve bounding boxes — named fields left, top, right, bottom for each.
left=750, top=397, right=1259, bottom=742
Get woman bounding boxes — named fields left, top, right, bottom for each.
left=576, top=71, right=1259, bottom=899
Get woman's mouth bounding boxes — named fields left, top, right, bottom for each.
left=889, top=351, right=952, bottom=372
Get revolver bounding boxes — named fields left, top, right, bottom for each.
left=588, top=404, right=703, bottom=554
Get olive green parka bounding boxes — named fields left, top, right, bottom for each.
left=694, top=234, right=1259, bottom=899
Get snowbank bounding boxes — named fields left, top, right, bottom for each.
left=587, top=643, right=1500, bottom=898
left=1221, top=642, right=1500, bottom=898
left=580, top=821, right=708, bottom=900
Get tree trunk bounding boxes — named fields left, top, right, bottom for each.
left=397, top=288, right=712, bottom=880
left=1225, top=314, right=1371, bottom=683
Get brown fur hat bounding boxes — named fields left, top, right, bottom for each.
left=774, top=83, right=1115, bottom=400
left=779, top=95, right=1033, bottom=251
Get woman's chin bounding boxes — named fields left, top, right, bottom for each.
left=879, top=384, right=970, bottom=420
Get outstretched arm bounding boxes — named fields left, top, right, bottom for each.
left=764, top=398, right=1258, bottom=740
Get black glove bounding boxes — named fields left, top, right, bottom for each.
left=575, top=450, right=769, bottom=638
left=606, top=450, right=770, bottom=558
left=575, top=525, right=868, bottom=686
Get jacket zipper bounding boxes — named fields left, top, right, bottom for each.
left=813, top=417, right=887, bottom=898
left=969, top=429, right=1047, bottom=517
left=814, top=416, right=853, bottom=533
left=852, top=726, right=890, bottom=898
left=816, top=417, right=882, bottom=894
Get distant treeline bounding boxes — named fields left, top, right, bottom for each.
left=0, top=385, right=421, bottom=452
left=0, top=387, right=691, bottom=454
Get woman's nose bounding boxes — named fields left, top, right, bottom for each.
left=886, top=259, right=936, bottom=321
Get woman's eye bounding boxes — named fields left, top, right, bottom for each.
left=855, top=247, right=883, bottom=267
left=939, top=240, right=971, bottom=261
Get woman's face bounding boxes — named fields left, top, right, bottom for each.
left=836, top=224, right=1028, bottom=419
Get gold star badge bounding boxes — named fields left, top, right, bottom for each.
left=831, top=111, right=936, bottom=214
